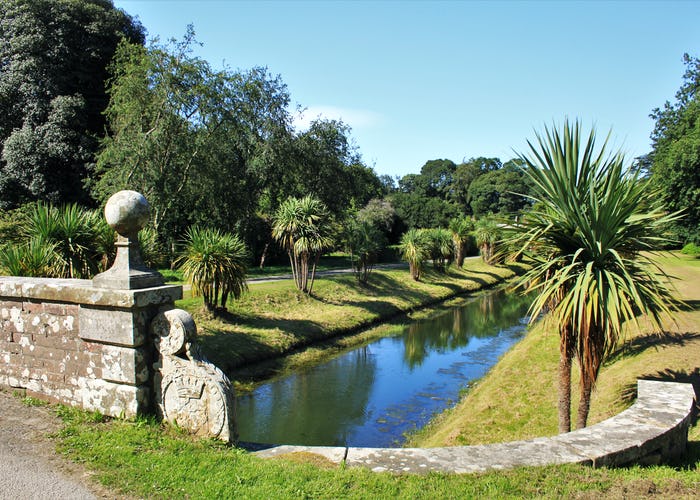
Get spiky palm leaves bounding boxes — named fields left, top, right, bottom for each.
left=448, top=217, right=474, bottom=267
left=400, top=229, right=429, bottom=280
left=0, top=203, right=110, bottom=278
left=272, top=196, right=333, bottom=294
left=474, top=217, right=501, bottom=265
left=177, top=226, right=249, bottom=311
left=509, top=119, right=678, bottom=431
left=425, top=228, right=454, bottom=272
left=345, top=219, right=385, bottom=284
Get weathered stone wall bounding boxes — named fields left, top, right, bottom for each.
left=0, top=276, right=181, bottom=417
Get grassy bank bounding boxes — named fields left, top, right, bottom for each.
left=179, top=259, right=522, bottom=388
left=408, top=253, right=700, bottom=448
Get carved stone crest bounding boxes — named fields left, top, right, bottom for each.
left=151, top=308, right=236, bottom=442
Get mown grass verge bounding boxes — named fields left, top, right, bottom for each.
left=178, top=259, right=522, bottom=389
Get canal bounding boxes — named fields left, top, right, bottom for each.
left=236, top=287, right=532, bottom=448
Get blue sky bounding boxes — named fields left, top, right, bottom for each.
left=113, top=0, right=700, bottom=178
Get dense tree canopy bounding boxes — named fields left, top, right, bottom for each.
left=649, top=53, right=700, bottom=244
left=0, top=0, right=144, bottom=208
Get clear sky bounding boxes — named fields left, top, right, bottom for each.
left=113, top=0, right=700, bottom=179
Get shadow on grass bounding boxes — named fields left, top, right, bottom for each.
left=608, top=332, right=700, bottom=364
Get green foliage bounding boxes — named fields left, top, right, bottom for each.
left=0, top=237, right=58, bottom=277
left=423, top=227, right=453, bottom=272
left=399, top=228, right=430, bottom=280
left=21, top=202, right=110, bottom=278
left=473, top=216, right=501, bottom=265
left=389, top=192, right=459, bottom=230
left=344, top=219, right=386, bottom=284
left=0, top=0, right=144, bottom=208
left=650, top=53, right=700, bottom=244
left=448, top=216, right=475, bottom=267
left=176, top=226, right=249, bottom=312
left=94, top=30, right=293, bottom=261
left=509, top=119, right=679, bottom=430
left=467, top=160, right=532, bottom=216
left=272, top=196, right=333, bottom=294
left=681, top=242, right=700, bottom=256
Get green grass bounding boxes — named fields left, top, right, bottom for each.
left=177, top=260, right=522, bottom=388
left=53, top=405, right=700, bottom=499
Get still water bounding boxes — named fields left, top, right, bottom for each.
left=236, top=288, right=532, bottom=448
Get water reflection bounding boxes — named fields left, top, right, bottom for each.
left=236, top=287, right=532, bottom=447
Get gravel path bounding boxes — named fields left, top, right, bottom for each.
left=0, top=390, right=112, bottom=499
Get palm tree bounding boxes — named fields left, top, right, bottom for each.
left=176, top=226, right=249, bottom=311
left=399, top=228, right=429, bottom=280
left=345, top=219, right=385, bottom=284
left=22, top=203, right=108, bottom=278
left=508, top=120, right=678, bottom=431
left=272, top=196, right=333, bottom=294
left=0, top=238, right=59, bottom=277
left=424, top=228, right=453, bottom=272
left=448, top=216, right=474, bottom=267
left=474, top=216, right=501, bottom=265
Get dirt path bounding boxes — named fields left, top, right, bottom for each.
left=0, top=390, right=115, bottom=499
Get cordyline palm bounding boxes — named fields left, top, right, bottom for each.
left=508, top=120, right=679, bottom=432
left=272, top=196, right=333, bottom=294
left=176, top=226, right=248, bottom=312
left=474, top=216, right=501, bottom=265
left=400, top=228, right=429, bottom=280
left=448, top=216, right=474, bottom=267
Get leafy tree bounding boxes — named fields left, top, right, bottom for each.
left=176, top=226, right=249, bottom=312
left=0, top=0, right=144, bottom=208
left=272, top=196, right=333, bottom=294
left=508, top=120, right=678, bottom=432
left=389, top=192, right=459, bottom=230
left=649, top=53, right=700, bottom=244
left=356, top=198, right=396, bottom=234
left=94, top=32, right=293, bottom=260
left=467, top=160, right=532, bottom=216
left=399, top=228, right=429, bottom=281
left=419, top=159, right=457, bottom=199
left=451, top=157, right=502, bottom=212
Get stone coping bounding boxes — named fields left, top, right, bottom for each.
left=252, top=380, right=696, bottom=473
left=0, top=276, right=181, bottom=308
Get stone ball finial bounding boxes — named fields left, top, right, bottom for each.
left=104, top=190, right=150, bottom=236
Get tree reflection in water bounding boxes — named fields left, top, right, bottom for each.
left=403, top=289, right=531, bottom=368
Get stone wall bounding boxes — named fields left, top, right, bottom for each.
left=0, top=191, right=236, bottom=442
left=254, top=379, right=697, bottom=472
left=0, top=276, right=180, bottom=417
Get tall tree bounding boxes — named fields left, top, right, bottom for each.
left=94, top=31, right=292, bottom=258
left=508, top=120, right=678, bottom=432
left=649, top=53, right=700, bottom=244
left=0, top=0, right=144, bottom=208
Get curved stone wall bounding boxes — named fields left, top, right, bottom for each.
left=253, top=379, right=696, bottom=473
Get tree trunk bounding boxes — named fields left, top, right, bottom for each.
left=558, top=343, right=572, bottom=434
left=259, top=242, right=269, bottom=270
left=576, top=376, right=593, bottom=429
